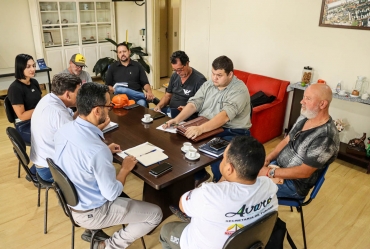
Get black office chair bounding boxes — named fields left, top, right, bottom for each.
left=47, top=158, right=146, bottom=249
left=5, top=97, right=31, bottom=178
left=222, top=211, right=278, bottom=249
left=36, top=173, right=54, bottom=234
left=278, top=164, right=330, bottom=249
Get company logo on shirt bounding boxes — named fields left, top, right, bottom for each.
left=225, top=224, right=244, bottom=235
left=31, top=89, right=35, bottom=92
left=183, top=89, right=191, bottom=95
left=225, top=196, right=273, bottom=218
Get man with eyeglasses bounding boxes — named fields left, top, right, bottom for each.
left=31, top=74, right=110, bottom=243
left=154, top=51, right=206, bottom=119
left=258, top=83, right=340, bottom=199
left=163, top=56, right=252, bottom=186
left=54, top=82, right=163, bottom=249
left=105, top=42, right=159, bottom=107
left=61, top=53, right=92, bottom=84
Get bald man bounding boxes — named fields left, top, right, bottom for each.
left=258, top=83, right=340, bottom=199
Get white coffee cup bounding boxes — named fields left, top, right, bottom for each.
left=187, top=147, right=197, bottom=158
left=183, top=142, right=192, bottom=151
left=144, top=114, right=151, bottom=122
left=361, top=93, right=369, bottom=100
left=339, top=90, right=346, bottom=95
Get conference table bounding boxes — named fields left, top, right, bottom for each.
left=104, top=106, right=219, bottom=219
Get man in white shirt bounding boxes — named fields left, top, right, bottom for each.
left=159, top=136, right=278, bottom=249
left=30, top=73, right=109, bottom=243
left=61, top=53, right=92, bottom=84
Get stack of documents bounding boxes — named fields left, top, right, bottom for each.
left=117, top=142, right=168, bottom=167
left=102, top=121, right=119, bottom=133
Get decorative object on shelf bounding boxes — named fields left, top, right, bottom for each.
left=319, top=0, right=370, bottom=31
left=301, top=66, right=313, bottom=86
left=46, top=4, right=52, bottom=11
left=90, top=36, right=95, bottom=40
left=43, top=31, right=53, bottom=45
left=45, top=19, right=52, bottom=24
left=93, top=39, right=150, bottom=81
left=62, top=19, right=68, bottom=23
left=346, top=133, right=367, bottom=156
left=83, top=3, right=89, bottom=10
left=64, top=38, right=69, bottom=44
left=354, top=76, right=369, bottom=95
left=336, top=81, right=342, bottom=93
left=333, top=119, right=346, bottom=133
left=82, top=36, right=86, bottom=41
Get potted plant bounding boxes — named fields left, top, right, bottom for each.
left=93, top=39, right=150, bottom=81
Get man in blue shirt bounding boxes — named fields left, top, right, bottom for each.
left=54, top=83, right=163, bottom=249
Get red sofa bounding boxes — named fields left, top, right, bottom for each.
left=233, top=70, right=290, bottom=144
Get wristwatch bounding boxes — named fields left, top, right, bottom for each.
left=268, top=167, right=276, bottom=178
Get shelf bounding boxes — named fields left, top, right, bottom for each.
left=40, top=10, right=58, bottom=13
left=80, top=10, right=95, bottom=12
left=64, top=43, right=79, bottom=46
left=337, top=142, right=370, bottom=173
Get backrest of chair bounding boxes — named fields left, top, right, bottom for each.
left=47, top=158, right=79, bottom=207
left=309, top=164, right=329, bottom=200
left=4, top=96, right=16, bottom=123
left=223, top=211, right=278, bottom=249
left=6, top=127, right=32, bottom=174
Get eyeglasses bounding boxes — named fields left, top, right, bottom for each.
left=73, top=62, right=85, bottom=69
left=94, top=102, right=115, bottom=111
left=172, top=65, right=185, bottom=72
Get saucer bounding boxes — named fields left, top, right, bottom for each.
left=338, top=93, right=346, bottom=96
left=185, top=152, right=200, bottom=160
left=181, top=146, right=190, bottom=153
left=350, top=94, right=359, bottom=98
left=141, top=118, right=153, bottom=123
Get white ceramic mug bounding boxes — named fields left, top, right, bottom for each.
left=187, top=147, right=197, bottom=158
left=183, top=142, right=192, bottom=151
left=144, top=114, right=151, bottom=122
left=361, top=93, right=369, bottom=100
left=339, top=90, right=346, bottom=95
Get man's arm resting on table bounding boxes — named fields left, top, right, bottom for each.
left=154, top=92, right=172, bottom=111
left=163, top=103, right=197, bottom=128
left=185, top=110, right=229, bottom=139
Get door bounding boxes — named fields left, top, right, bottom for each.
left=159, top=0, right=168, bottom=78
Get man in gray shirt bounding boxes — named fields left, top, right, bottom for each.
left=61, top=53, right=92, bottom=84
left=164, top=56, right=252, bottom=184
left=154, top=51, right=206, bottom=118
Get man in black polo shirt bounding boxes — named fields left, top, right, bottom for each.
left=154, top=51, right=206, bottom=118
left=105, top=42, right=157, bottom=107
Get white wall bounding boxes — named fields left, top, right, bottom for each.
left=180, top=0, right=370, bottom=142
left=0, top=0, right=36, bottom=69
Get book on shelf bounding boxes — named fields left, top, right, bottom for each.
left=102, top=121, right=118, bottom=133
left=198, top=138, right=229, bottom=158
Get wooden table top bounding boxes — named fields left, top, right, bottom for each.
left=104, top=106, right=218, bottom=190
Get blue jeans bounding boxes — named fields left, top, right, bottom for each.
left=195, top=128, right=251, bottom=181
left=114, top=86, right=148, bottom=107
left=36, top=167, right=53, bottom=183
left=15, top=120, right=31, bottom=145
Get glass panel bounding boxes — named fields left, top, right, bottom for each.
left=40, top=2, right=59, bottom=26
left=43, top=25, right=62, bottom=48
left=59, top=2, right=77, bottom=24
left=62, top=25, right=79, bottom=46
left=81, top=24, right=97, bottom=44
left=96, top=2, right=111, bottom=23
left=79, top=2, right=95, bottom=23
left=98, top=24, right=111, bottom=43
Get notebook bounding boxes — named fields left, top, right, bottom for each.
left=37, top=58, right=48, bottom=70
left=123, top=142, right=168, bottom=167
left=102, top=121, right=118, bottom=133
left=198, top=138, right=229, bottom=158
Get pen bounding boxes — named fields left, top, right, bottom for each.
left=140, top=149, right=156, bottom=157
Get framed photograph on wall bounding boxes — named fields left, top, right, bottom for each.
left=43, top=31, right=53, bottom=45
left=319, top=0, right=370, bottom=30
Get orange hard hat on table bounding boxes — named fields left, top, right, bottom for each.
left=112, top=94, right=135, bottom=108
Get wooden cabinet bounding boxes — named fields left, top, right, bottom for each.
left=29, top=0, right=116, bottom=77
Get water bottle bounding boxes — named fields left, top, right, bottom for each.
left=336, top=81, right=342, bottom=93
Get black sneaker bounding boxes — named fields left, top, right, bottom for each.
left=81, top=229, right=110, bottom=243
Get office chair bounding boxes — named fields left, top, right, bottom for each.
left=5, top=97, right=31, bottom=178
left=47, top=158, right=146, bottom=249
left=36, top=173, right=54, bottom=234
left=278, top=164, right=330, bottom=249
left=222, top=211, right=278, bottom=249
